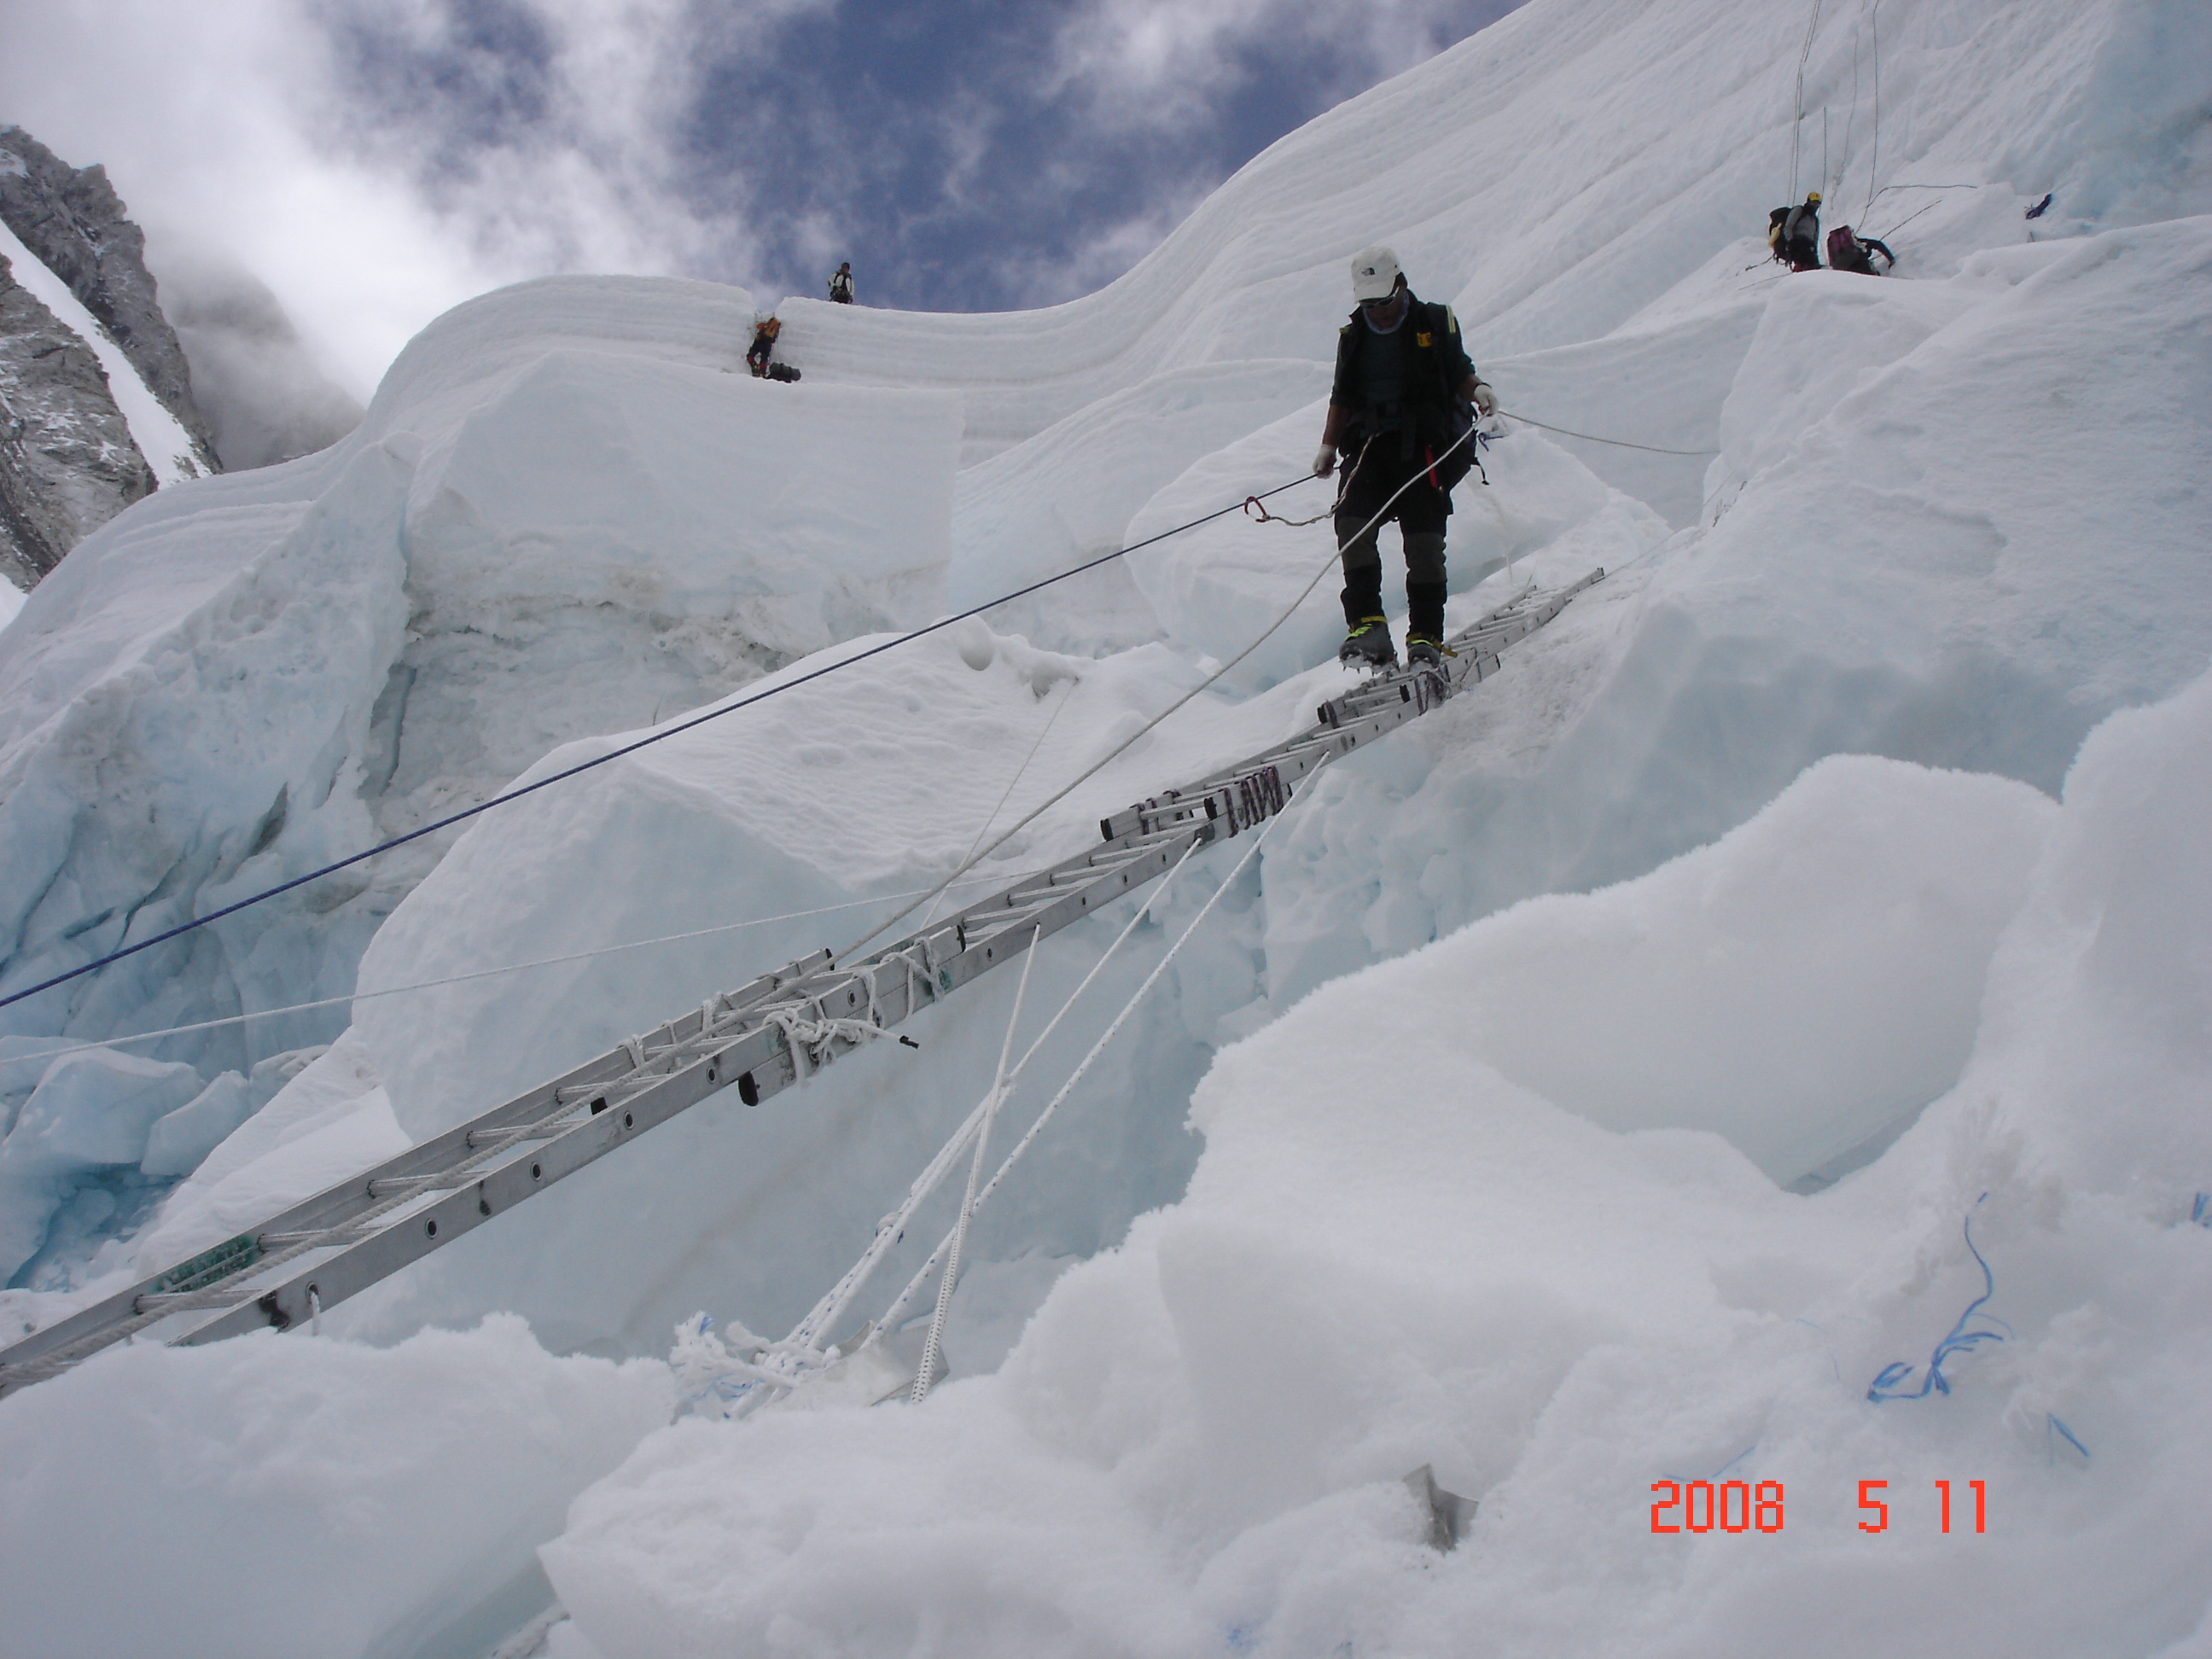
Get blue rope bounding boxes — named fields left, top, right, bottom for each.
left=0, top=473, right=1318, bottom=1017
left=2192, top=1191, right=2209, bottom=1227
left=1866, top=1202, right=2010, bottom=1403
left=2047, top=1414, right=2092, bottom=1462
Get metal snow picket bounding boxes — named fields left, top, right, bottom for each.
left=0, top=569, right=1600, bottom=1399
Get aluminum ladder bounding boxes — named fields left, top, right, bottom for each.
left=0, top=568, right=1602, bottom=1398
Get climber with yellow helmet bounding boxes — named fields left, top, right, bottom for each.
left=1767, top=190, right=1825, bottom=271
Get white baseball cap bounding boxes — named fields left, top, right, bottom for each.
left=1350, top=245, right=1402, bottom=301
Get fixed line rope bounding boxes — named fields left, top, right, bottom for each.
left=779, top=837, right=1207, bottom=1365
left=918, top=678, right=1078, bottom=934
left=1499, top=408, right=1718, bottom=457
left=867, top=749, right=1333, bottom=1375
left=910, top=923, right=1043, bottom=1404
left=0, top=473, right=1323, bottom=1018
left=14, top=865, right=1056, bottom=1067
left=830, top=422, right=1480, bottom=971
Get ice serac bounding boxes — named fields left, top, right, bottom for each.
left=0, top=0, right=2209, bottom=1647
left=0, top=272, right=962, bottom=1079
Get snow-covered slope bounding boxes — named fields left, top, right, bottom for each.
left=0, top=0, right=2208, bottom=1651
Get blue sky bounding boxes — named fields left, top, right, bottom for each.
left=2, top=0, right=1522, bottom=388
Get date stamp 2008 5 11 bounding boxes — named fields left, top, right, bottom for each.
left=1649, top=1479, right=1988, bottom=1534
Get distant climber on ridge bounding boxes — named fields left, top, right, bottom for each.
left=745, top=313, right=783, bottom=376
left=1313, top=246, right=1494, bottom=672
left=1769, top=191, right=1823, bottom=271
left=828, top=262, right=854, bottom=304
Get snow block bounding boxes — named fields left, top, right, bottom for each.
left=0, top=1314, right=672, bottom=1659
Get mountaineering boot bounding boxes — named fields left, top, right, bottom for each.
left=1404, top=577, right=1447, bottom=668
left=1339, top=614, right=1397, bottom=668
left=1340, top=563, right=1384, bottom=628
left=1406, top=579, right=1447, bottom=643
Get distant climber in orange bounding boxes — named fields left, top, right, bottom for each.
left=745, top=314, right=783, bottom=377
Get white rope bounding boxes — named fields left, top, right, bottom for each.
left=16, top=869, right=1046, bottom=1068
left=1497, top=407, right=1718, bottom=457
left=830, top=425, right=1478, bottom=971
left=870, top=752, right=1331, bottom=1359
left=1790, top=0, right=1822, bottom=200
left=1866, top=0, right=1880, bottom=223
left=919, top=678, right=1077, bottom=933
left=911, top=923, right=1042, bottom=1404
left=760, top=1006, right=887, bottom=1080
left=782, top=837, right=1204, bottom=1362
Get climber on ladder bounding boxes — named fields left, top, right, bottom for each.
left=1313, top=246, right=1495, bottom=671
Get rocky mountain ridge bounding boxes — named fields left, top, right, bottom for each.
left=0, top=127, right=217, bottom=464
left=0, top=247, right=157, bottom=589
left=0, top=125, right=218, bottom=592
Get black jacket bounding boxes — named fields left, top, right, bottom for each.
left=1329, top=294, right=1476, bottom=449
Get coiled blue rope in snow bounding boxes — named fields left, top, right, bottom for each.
left=1866, top=1199, right=2011, bottom=1402
left=0, top=471, right=1323, bottom=1018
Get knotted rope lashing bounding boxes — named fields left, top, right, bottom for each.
left=762, top=1006, right=884, bottom=1080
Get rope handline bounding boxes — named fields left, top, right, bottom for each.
left=911, top=921, right=1042, bottom=1405
left=918, top=678, right=1077, bottom=934
left=9, top=866, right=1057, bottom=1068
left=1498, top=408, right=1718, bottom=457
left=1865, top=0, right=1879, bottom=223
left=1243, top=444, right=1362, bottom=528
left=828, top=423, right=1478, bottom=971
left=1790, top=0, right=1823, bottom=201
left=869, top=749, right=1332, bottom=1366
left=1867, top=196, right=1947, bottom=244
left=0, top=473, right=1324, bottom=1019
left=782, top=838, right=1205, bottom=1359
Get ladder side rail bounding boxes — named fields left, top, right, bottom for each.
left=0, top=952, right=834, bottom=1386
left=3, top=571, right=1607, bottom=1391
left=0, top=1041, right=648, bottom=1382
left=164, top=824, right=1218, bottom=1348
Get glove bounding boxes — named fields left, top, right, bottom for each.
left=1470, top=381, right=1498, bottom=417
left=1313, top=445, right=1337, bottom=478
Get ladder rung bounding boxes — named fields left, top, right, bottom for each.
left=368, top=1173, right=467, bottom=1198
left=259, top=1228, right=372, bottom=1250
left=468, top=1123, right=565, bottom=1148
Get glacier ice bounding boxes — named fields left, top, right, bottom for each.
left=0, top=0, right=2209, bottom=1650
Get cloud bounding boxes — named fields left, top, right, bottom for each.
left=0, top=0, right=1523, bottom=397
left=0, top=1, right=515, bottom=395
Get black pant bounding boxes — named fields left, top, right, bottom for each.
left=1335, top=432, right=1450, bottom=638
